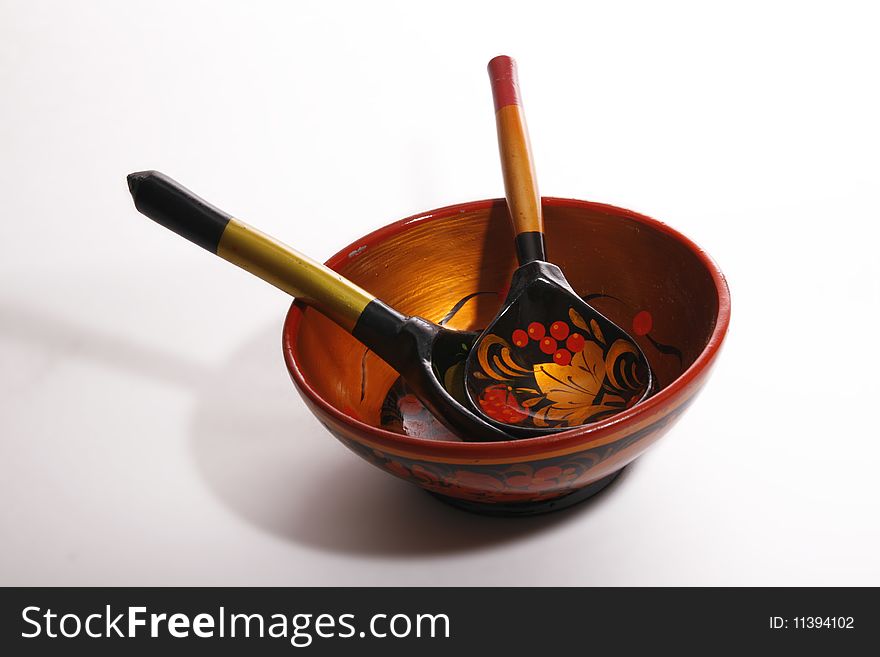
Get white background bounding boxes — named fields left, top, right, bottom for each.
left=2, top=0, right=878, bottom=585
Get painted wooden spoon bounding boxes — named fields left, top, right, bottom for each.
left=127, top=170, right=513, bottom=442
left=463, top=56, right=653, bottom=437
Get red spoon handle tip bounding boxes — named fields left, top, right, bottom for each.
left=488, top=55, right=520, bottom=111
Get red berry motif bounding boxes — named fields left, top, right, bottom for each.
left=478, top=384, right=528, bottom=425
left=527, top=322, right=545, bottom=340
left=553, top=348, right=572, bottom=366
left=550, top=321, right=569, bottom=340
left=512, top=329, right=528, bottom=347
left=632, top=310, right=653, bottom=336
left=539, top=337, right=557, bottom=354
left=566, top=332, right=585, bottom=353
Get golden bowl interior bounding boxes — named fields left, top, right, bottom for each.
left=294, top=200, right=719, bottom=436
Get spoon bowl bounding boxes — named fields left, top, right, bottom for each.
left=464, top=260, right=652, bottom=435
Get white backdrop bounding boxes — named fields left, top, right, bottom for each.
left=1, top=0, right=878, bottom=585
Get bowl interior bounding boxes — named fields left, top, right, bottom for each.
left=291, top=199, right=720, bottom=438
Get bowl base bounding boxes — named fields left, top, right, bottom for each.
left=427, top=468, right=623, bottom=517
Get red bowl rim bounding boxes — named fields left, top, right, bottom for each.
left=282, top=197, right=731, bottom=461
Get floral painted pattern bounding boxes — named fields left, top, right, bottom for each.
left=469, top=307, right=650, bottom=430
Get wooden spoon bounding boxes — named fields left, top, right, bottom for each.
left=127, top=170, right=513, bottom=442
left=463, top=56, right=653, bottom=437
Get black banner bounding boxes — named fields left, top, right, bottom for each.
left=0, top=587, right=873, bottom=654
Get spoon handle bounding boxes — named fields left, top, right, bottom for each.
left=126, top=170, right=379, bottom=333
left=488, top=55, right=545, bottom=265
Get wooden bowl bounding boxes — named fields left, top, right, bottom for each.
left=283, top=198, right=730, bottom=515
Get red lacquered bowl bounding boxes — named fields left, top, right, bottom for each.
left=283, top=198, right=730, bottom=515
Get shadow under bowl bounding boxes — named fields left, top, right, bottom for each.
left=283, top=198, right=730, bottom=515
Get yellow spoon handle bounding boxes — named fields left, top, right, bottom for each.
left=127, top=170, right=373, bottom=332
left=488, top=55, right=545, bottom=264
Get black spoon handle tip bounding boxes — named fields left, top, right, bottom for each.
left=127, top=170, right=232, bottom=253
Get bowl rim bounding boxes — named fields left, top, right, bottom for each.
left=282, top=196, right=730, bottom=461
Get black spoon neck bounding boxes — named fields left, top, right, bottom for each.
left=506, top=260, right=572, bottom=302
left=515, top=231, right=547, bottom=265
left=352, top=302, right=513, bottom=442
left=350, top=300, right=416, bottom=371
left=351, top=302, right=453, bottom=378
